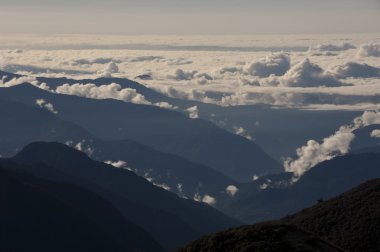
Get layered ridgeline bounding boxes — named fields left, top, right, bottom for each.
left=0, top=80, right=281, bottom=182
left=0, top=166, right=165, bottom=252
left=0, top=99, right=235, bottom=200
left=0, top=70, right=362, bottom=163
left=0, top=142, right=240, bottom=251
left=179, top=179, right=380, bottom=252
left=217, top=152, right=380, bottom=223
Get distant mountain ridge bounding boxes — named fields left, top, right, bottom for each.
left=0, top=83, right=281, bottom=182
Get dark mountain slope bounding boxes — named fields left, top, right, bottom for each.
left=7, top=142, right=240, bottom=250
left=0, top=84, right=281, bottom=181
left=0, top=166, right=164, bottom=252
left=219, top=152, right=380, bottom=223
left=284, top=179, right=380, bottom=252
left=177, top=222, right=343, bottom=252
left=0, top=99, right=235, bottom=198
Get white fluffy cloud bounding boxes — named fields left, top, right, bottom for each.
left=357, top=43, right=380, bottom=57
left=35, top=99, right=58, bottom=114
left=194, top=193, right=217, bottom=206
left=244, top=53, right=290, bottom=77
left=55, top=83, right=151, bottom=105
left=234, top=126, right=252, bottom=140
left=186, top=106, right=199, bottom=119
left=329, top=62, right=380, bottom=79
left=105, top=160, right=128, bottom=169
left=98, top=62, right=120, bottom=77
left=370, top=129, right=380, bottom=138
left=285, top=111, right=380, bottom=178
left=262, top=59, right=345, bottom=87
left=226, top=185, right=239, bottom=197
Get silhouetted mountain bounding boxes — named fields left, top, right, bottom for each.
left=0, top=99, right=235, bottom=198
left=177, top=222, right=343, bottom=252
left=180, top=179, right=380, bottom=252
left=219, top=152, right=380, bottom=223
left=284, top=179, right=380, bottom=252
left=5, top=142, right=240, bottom=251
left=0, top=83, right=281, bottom=181
left=0, top=166, right=164, bottom=252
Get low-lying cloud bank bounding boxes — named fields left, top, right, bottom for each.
left=357, top=43, right=380, bottom=57
left=311, top=43, right=356, bottom=52
left=329, top=62, right=380, bottom=79
left=285, top=111, right=380, bottom=179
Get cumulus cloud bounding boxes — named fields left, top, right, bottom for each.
left=98, top=62, right=120, bottom=77
left=357, top=43, right=380, bottom=57
left=104, top=160, right=132, bottom=170
left=67, top=140, right=94, bottom=157
left=226, top=185, right=239, bottom=197
left=55, top=83, right=151, bottom=105
left=0, top=76, right=51, bottom=90
left=234, top=126, right=253, bottom=140
left=194, top=193, right=216, bottom=206
left=285, top=111, right=380, bottom=178
left=35, top=99, right=58, bottom=114
left=310, top=43, right=356, bottom=52
left=166, top=57, right=193, bottom=65
left=167, top=69, right=213, bottom=84
left=370, top=129, right=380, bottom=138
left=329, top=62, right=380, bottom=79
left=264, top=59, right=345, bottom=87
left=244, top=53, right=290, bottom=77
left=186, top=106, right=199, bottom=119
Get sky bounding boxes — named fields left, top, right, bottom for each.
left=0, top=0, right=379, bottom=34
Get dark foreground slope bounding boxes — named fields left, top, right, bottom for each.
left=0, top=167, right=164, bottom=252
left=179, top=179, right=380, bottom=252
left=177, top=223, right=343, bottom=252
left=284, top=179, right=380, bottom=252
left=3, top=142, right=240, bottom=251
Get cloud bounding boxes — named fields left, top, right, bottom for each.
left=104, top=160, right=130, bottom=169
left=35, top=99, right=58, bottom=114
left=167, top=69, right=212, bottom=84
left=234, top=126, right=252, bottom=140
left=169, top=69, right=197, bottom=81
left=285, top=111, right=380, bottom=178
left=244, top=53, right=290, bottom=77
left=311, top=43, right=356, bottom=52
left=72, top=57, right=118, bottom=65
left=194, top=193, right=216, bottom=206
left=263, top=59, right=345, bottom=87
left=357, top=43, right=380, bottom=57
left=226, top=185, right=239, bottom=197
left=55, top=83, right=151, bottom=105
left=1, top=63, right=92, bottom=75
left=329, top=62, right=380, bottom=79
left=128, top=56, right=164, bottom=62
left=370, top=129, right=380, bottom=138
left=166, top=57, right=193, bottom=65
left=186, top=106, right=199, bottom=119
left=98, top=62, right=120, bottom=77
left=67, top=140, right=94, bottom=157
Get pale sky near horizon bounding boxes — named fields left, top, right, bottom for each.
left=0, top=0, right=379, bottom=35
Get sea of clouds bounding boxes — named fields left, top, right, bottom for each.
left=1, top=33, right=380, bottom=110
